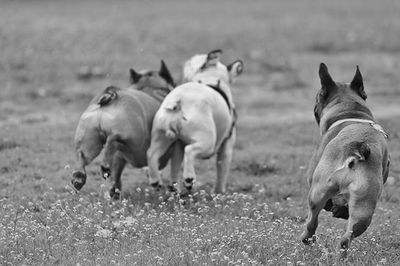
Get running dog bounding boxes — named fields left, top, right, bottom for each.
left=300, top=63, right=390, bottom=251
left=146, top=50, right=243, bottom=193
left=71, top=61, right=175, bottom=198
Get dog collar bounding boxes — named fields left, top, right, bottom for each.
left=327, top=118, right=389, bottom=138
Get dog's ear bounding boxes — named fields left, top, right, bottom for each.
left=350, top=66, right=367, bottom=100
left=227, top=59, right=244, bottom=78
left=159, top=60, right=175, bottom=87
left=319, top=63, right=335, bottom=90
left=129, top=68, right=141, bottom=84
left=204, top=49, right=223, bottom=67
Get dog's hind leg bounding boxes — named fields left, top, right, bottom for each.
left=72, top=123, right=105, bottom=190
left=101, top=134, right=132, bottom=180
left=108, top=152, right=127, bottom=200
left=182, top=132, right=216, bottom=192
left=147, top=131, right=174, bottom=189
left=339, top=194, right=378, bottom=250
left=169, top=141, right=185, bottom=192
left=101, top=134, right=121, bottom=179
left=214, top=129, right=236, bottom=194
left=301, top=183, right=337, bottom=244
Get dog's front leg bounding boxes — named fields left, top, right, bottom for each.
left=301, top=183, right=336, bottom=244
left=214, top=129, right=236, bottom=194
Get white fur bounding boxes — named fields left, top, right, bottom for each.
left=147, top=51, right=243, bottom=193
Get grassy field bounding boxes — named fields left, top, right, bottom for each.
left=1, top=0, right=400, bottom=265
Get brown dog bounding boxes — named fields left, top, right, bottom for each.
left=300, top=63, right=390, bottom=251
left=71, top=61, right=175, bottom=198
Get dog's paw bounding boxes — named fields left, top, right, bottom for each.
left=150, top=181, right=163, bottom=191
left=300, top=232, right=316, bottom=245
left=183, top=177, right=195, bottom=191
left=100, top=165, right=111, bottom=179
left=71, top=171, right=86, bottom=190
left=339, top=236, right=351, bottom=250
left=109, top=188, right=121, bottom=200
left=167, top=184, right=178, bottom=193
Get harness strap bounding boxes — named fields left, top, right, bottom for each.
left=328, top=118, right=389, bottom=139
left=206, top=81, right=232, bottom=111
left=203, top=81, right=237, bottom=143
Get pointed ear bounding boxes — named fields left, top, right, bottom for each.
left=129, top=68, right=141, bottom=84
left=227, top=59, right=244, bottom=78
left=204, top=49, right=223, bottom=67
left=159, top=60, right=175, bottom=87
left=350, top=65, right=367, bottom=100
left=319, top=63, right=335, bottom=88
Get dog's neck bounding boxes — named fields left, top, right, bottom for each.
left=326, top=118, right=389, bottom=139
left=320, top=101, right=374, bottom=135
left=327, top=118, right=375, bottom=131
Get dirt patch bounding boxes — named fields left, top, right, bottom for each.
left=0, top=140, right=20, bottom=151
left=234, top=160, right=279, bottom=176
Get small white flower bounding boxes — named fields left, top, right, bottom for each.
left=95, top=229, right=112, bottom=238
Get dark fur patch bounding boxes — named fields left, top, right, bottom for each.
left=332, top=205, right=349, bottom=219
left=345, top=141, right=371, bottom=161
left=324, top=199, right=349, bottom=219
left=98, top=86, right=120, bottom=106
left=130, top=68, right=142, bottom=84
left=159, top=60, right=175, bottom=87
left=323, top=198, right=333, bottom=211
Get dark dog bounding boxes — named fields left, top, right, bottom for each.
left=300, top=63, right=390, bottom=251
left=71, top=61, right=175, bottom=199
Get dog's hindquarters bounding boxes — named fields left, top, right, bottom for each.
left=302, top=139, right=385, bottom=249
left=72, top=87, right=126, bottom=191
left=339, top=141, right=384, bottom=249
left=72, top=109, right=106, bottom=190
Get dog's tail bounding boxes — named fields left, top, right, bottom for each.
left=97, top=86, right=120, bottom=106
left=344, top=141, right=370, bottom=169
left=164, top=100, right=186, bottom=139
left=165, top=99, right=182, bottom=112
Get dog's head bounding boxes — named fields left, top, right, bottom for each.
left=183, top=49, right=243, bottom=85
left=129, top=60, right=175, bottom=91
left=314, top=63, right=368, bottom=125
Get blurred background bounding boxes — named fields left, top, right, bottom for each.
left=0, top=0, right=399, bottom=200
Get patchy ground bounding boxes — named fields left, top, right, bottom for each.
left=0, top=0, right=399, bottom=265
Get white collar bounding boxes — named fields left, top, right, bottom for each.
left=326, top=118, right=388, bottom=138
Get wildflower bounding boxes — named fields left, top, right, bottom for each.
left=95, top=228, right=112, bottom=238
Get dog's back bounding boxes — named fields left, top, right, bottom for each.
left=157, top=82, right=233, bottom=147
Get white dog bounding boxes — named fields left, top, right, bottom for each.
left=146, top=50, right=243, bottom=193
